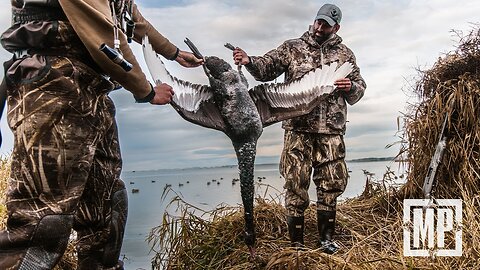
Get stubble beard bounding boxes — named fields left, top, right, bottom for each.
left=314, top=32, right=332, bottom=45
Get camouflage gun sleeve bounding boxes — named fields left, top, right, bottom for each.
left=423, top=115, right=448, bottom=199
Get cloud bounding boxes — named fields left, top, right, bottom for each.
left=0, top=0, right=479, bottom=170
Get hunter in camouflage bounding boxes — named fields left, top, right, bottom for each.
left=233, top=3, right=366, bottom=253
left=0, top=0, right=202, bottom=269
left=5, top=56, right=125, bottom=269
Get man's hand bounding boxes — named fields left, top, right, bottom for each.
left=150, top=83, right=174, bottom=105
left=334, top=78, right=352, bottom=92
left=175, top=50, right=204, bottom=67
left=233, top=47, right=250, bottom=65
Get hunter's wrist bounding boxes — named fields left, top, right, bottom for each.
left=135, top=83, right=156, bottom=103
left=169, top=47, right=180, bottom=61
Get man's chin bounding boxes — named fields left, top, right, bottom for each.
left=315, top=35, right=329, bottom=45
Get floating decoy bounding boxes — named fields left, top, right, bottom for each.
left=143, top=37, right=353, bottom=257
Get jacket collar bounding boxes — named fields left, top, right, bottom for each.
left=300, top=31, right=342, bottom=50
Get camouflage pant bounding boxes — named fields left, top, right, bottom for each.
left=0, top=55, right=127, bottom=268
left=280, top=131, right=348, bottom=216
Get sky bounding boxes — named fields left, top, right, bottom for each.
left=0, top=0, right=479, bottom=171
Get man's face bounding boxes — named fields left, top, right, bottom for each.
left=312, top=19, right=339, bottom=44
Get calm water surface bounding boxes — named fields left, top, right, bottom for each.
left=120, top=161, right=405, bottom=269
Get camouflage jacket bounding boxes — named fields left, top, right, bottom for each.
left=2, top=0, right=178, bottom=100
left=246, top=31, right=366, bottom=134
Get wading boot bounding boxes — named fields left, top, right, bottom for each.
left=77, top=189, right=128, bottom=270
left=317, top=210, right=339, bottom=254
left=0, top=214, right=73, bottom=270
left=287, top=216, right=304, bottom=247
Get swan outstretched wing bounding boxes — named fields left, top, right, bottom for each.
left=142, top=36, right=226, bottom=132
left=249, top=62, right=353, bottom=127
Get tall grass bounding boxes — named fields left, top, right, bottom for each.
left=0, top=156, right=9, bottom=229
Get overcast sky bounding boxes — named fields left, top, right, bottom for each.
left=0, top=0, right=478, bottom=170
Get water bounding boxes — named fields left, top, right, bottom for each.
left=120, top=160, right=405, bottom=269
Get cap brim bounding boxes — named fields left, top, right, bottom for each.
left=315, top=15, right=336, bottom=26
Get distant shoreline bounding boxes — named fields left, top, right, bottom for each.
left=346, top=157, right=395, bottom=163
left=127, top=157, right=395, bottom=173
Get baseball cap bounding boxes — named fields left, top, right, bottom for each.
left=315, top=4, right=342, bottom=26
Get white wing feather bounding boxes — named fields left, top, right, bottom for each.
left=260, top=61, right=354, bottom=108
left=142, top=36, right=212, bottom=112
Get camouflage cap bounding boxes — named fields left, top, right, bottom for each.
left=315, top=4, right=342, bottom=26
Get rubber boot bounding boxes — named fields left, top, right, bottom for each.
left=317, top=210, right=339, bottom=254
left=0, top=214, right=73, bottom=270
left=287, top=216, right=304, bottom=246
left=77, top=189, right=128, bottom=270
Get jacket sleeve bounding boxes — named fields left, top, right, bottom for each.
left=245, top=42, right=290, bottom=82
left=131, top=4, right=178, bottom=59
left=343, top=52, right=366, bottom=105
left=58, top=0, right=174, bottom=100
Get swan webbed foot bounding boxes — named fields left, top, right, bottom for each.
left=248, top=246, right=256, bottom=260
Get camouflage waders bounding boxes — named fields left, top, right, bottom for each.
left=280, top=131, right=347, bottom=249
left=280, top=130, right=348, bottom=215
left=0, top=55, right=127, bottom=270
